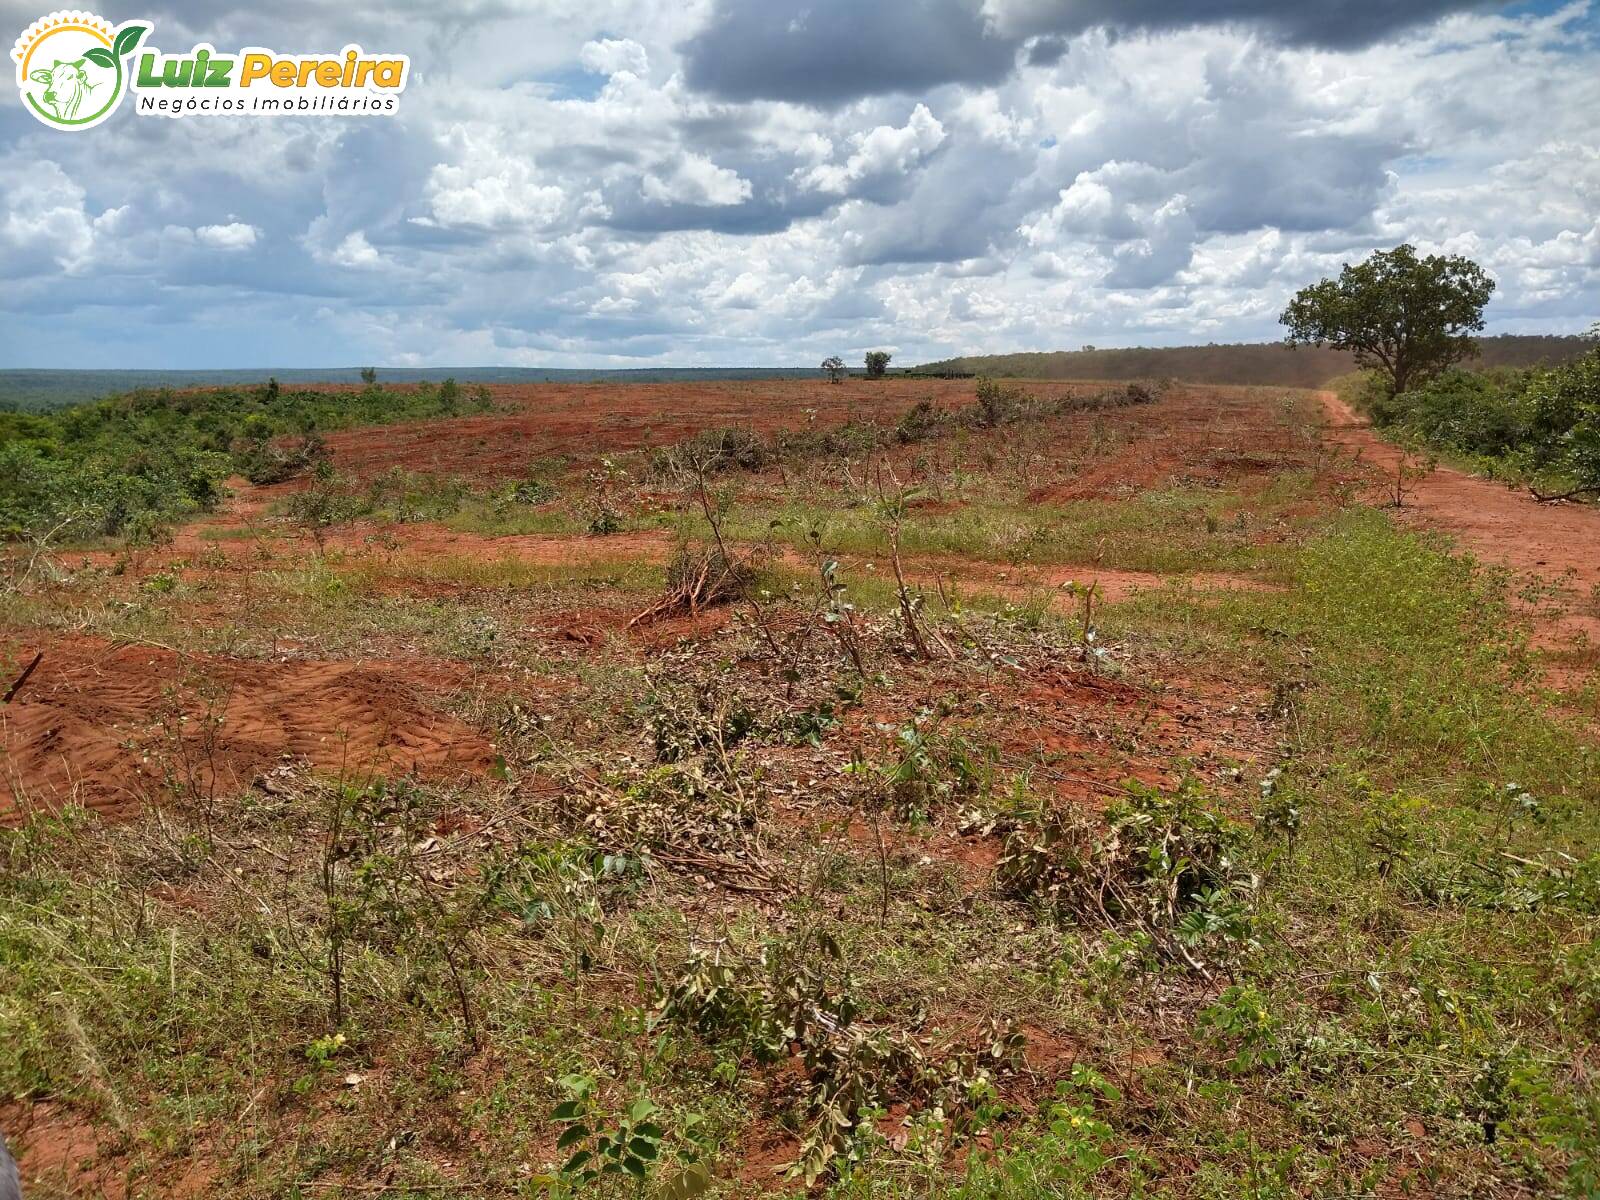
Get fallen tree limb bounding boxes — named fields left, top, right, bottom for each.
left=2, top=652, right=43, bottom=704
left=1529, top=483, right=1600, bottom=503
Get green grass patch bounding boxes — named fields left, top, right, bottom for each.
left=713, top=482, right=1316, bottom=576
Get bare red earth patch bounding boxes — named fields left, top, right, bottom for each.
left=0, top=638, right=493, bottom=822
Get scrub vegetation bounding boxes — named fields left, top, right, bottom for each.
left=1, top=343, right=1597, bottom=1197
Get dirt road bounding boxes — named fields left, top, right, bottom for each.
left=1320, top=390, right=1600, bottom=669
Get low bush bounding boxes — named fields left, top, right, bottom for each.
left=894, top=399, right=948, bottom=443
left=235, top=428, right=327, bottom=485
left=996, top=782, right=1256, bottom=970
left=975, top=377, right=1024, bottom=427
left=650, top=427, right=772, bottom=476
left=0, top=379, right=493, bottom=544
left=656, top=937, right=1025, bottom=1184
left=1363, top=345, right=1600, bottom=494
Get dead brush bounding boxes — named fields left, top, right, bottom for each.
left=996, top=782, right=1257, bottom=976
left=630, top=458, right=785, bottom=661
left=655, top=936, right=1026, bottom=1186
left=628, top=541, right=755, bottom=627
left=556, top=757, right=774, bottom=894
left=642, top=677, right=757, bottom=770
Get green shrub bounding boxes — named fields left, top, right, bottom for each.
left=996, top=782, right=1255, bottom=969
left=894, top=399, right=947, bottom=443
left=1391, top=368, right=1530, bottom=456
left=974, top=377, right=1022, bottom=427
left=0, top=381, right=484, bottom=544
left=1369, top=346, right=1600, bottom=492
left=1523, top=348, right=1600, bottom=488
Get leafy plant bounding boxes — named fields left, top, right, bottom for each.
left=551, top=1075, right=658, bottom=1183
left=587, top=505, right=623, bottom=535
left=655, top=937, right=1025, bottom=1186
left=974, top=377, right=1022, bottom=427
left=895, top=400, right=947, bottom=444
left=997, top=782, right=1257, bottom=971
left=1197, top=985, right=1282, bottom=1073
left=875, top=711, right=993, bottom=820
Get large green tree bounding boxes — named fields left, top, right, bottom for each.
left=1280, top=245, right=1495, bottom=395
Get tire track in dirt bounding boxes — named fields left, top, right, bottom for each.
left=1319, top=390, right=1600, bottom=675
left=0, top=639, right=494, bottom=823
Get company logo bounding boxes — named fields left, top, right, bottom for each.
left=12, top=11, right=148, bottom=130
left=12, top=11, right=409, bottom=128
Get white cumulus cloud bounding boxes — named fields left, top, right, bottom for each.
left=800, top=104, right=947, bottom=195
left=641, top=154, right=753, bottom=207
left=195, top=222, right=260, bottom=250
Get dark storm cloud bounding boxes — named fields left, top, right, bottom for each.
left=679, top=0, right=1506, bottom=106
left=993, top=0, right=1505, bottom=51
left=599, top=185, right=836, bottom=235
left=1025, top=35, right=1069, bottom=66
left=678, top=0, right=1018, bottom=106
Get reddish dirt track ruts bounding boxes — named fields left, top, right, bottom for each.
left=1320, top=390, right=1600, bottom=658
left=0, top=639, right=493, bottom=822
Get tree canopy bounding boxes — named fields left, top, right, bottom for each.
left=1280, top=245, right=1495, bottom=394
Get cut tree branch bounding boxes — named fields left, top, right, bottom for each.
left=1529, top=483, right=1600, bottom=503
left=3, top=652, right=43, bottom=704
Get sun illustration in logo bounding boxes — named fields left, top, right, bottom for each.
left=12, top=10, right=149, bottom=130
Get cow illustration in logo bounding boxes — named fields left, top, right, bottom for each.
left=11, top=10, right=148, bottom=130
left=32, top=55, right=95, bottom=118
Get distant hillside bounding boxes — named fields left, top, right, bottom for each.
left=0, top=366, right=823, bottom=412
left=911, top=335, right=1593, bottom=388
left=6, top=336, right=1591, bottom=411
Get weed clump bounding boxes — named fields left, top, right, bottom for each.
left=566, top=762, right=760, bottom=861
left=997, top=782, right=1256, bottom=971
left=651, top=426, right=772, bottom=477
left=657, top=937, right=1025, bottom=1185
left=894, top=399, right=949, bottom=443
left=233, top=423, right=328, bottom=485
left=643, top=679, right=757, bottom=765
left=975, top=377, right=1024, bottom=427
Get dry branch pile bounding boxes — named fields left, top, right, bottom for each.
left=629, top=543, right=755, bottom=627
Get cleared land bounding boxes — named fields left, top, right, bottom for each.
left=2, top=378, right=1597, bottom=1198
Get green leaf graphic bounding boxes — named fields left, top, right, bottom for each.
left=113, top=24, right=149, bottom=59
left=84, top=47, right=115, bottom=68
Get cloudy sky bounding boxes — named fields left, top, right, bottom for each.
left=1, top=0, right=1596, bottom=368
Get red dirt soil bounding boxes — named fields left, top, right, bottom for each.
left=0, top=1099, right=222, bottom=1200
left=0, top=638, right=493, bottom=822
left=1028, top=394, right=1313, bottom=504
left=310, top=377, right=1176, bottom=482
left=1320, top=390, right=1600, bottom=656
